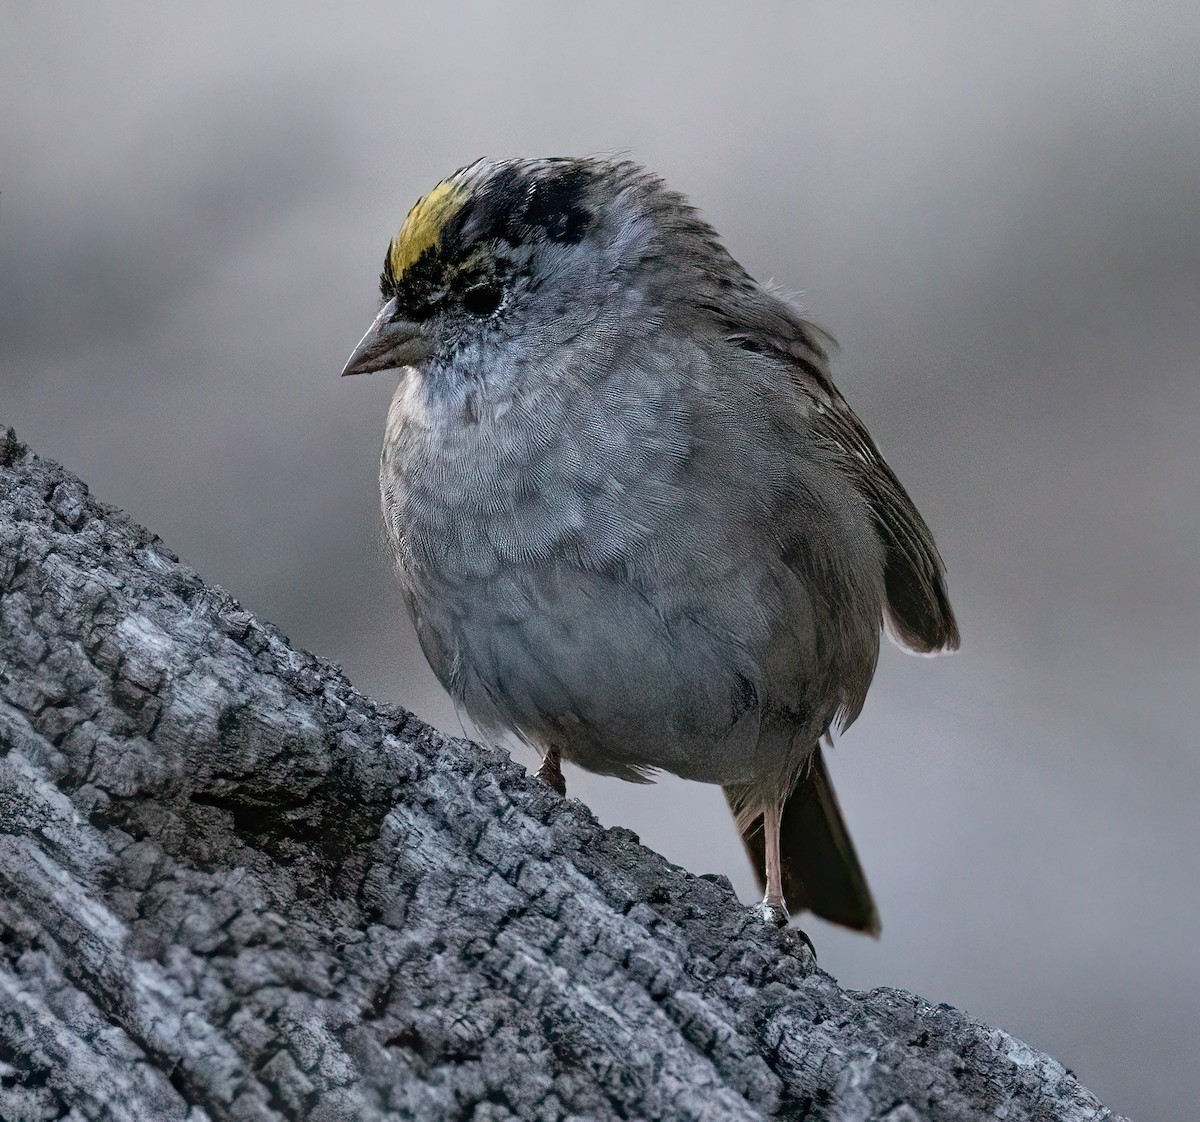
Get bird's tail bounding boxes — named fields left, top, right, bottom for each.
left=726, top=743, right=880, bottom=935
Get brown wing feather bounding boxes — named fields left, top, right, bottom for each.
left=770, top=322, right=958, bottom=655
left=807, top=377, right=959, bottom=655
left=792, top=336, right=960, bottom=657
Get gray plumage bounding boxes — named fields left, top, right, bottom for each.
left=344, top=157, right=959, bottom=933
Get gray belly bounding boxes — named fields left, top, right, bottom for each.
left=407, top=560, right=785, bottom=785
left=379, top=369, right=883, bottom=791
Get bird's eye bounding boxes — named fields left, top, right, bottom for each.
left=462, top=283, right=502, bottom=317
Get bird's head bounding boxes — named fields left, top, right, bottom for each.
left=341, top=156, right=751, bottom=385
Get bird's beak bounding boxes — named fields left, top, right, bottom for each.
left=341, top=298, right=433, bottom=376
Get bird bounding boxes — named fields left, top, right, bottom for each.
left=342, top=156, right=959, bottom=934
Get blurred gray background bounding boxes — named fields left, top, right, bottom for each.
left=3, top=3, right=1197, bottom=1118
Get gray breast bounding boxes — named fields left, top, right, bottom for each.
left=379, top=344, right=885, bottom=789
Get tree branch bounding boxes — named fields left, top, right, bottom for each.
left=0, top=428, right=1123, bottom=1121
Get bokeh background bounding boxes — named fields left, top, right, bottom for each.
left=3, top=3, right=1197, bottom=1118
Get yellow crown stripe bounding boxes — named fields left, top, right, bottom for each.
left=389, top=180, right=467, bottom=280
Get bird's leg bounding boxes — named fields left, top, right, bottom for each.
left=536, top=745, right=566, bottom=796
left=754, top=799, right=790, bottom=926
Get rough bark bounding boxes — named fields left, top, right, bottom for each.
left=0, top=428, right=1123, bottom=1122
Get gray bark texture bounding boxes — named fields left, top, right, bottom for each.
left=0, top=428, right=1124, bottom=1122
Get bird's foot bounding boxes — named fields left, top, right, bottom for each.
left=753, top=894, right=789, bottom=928
left=535, top=750, right=566, bottom=797
left=752, top=897, right=817, bottom=956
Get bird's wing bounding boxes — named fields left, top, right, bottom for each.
left=779, top=326, right=959, bottom=655
left=811, top=398, right=957, bottom=653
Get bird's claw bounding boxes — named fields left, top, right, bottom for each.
left=753, top=896, right=790, bottom=928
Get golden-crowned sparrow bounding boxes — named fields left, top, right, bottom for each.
left=343, top=157, right=959, bottom=933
